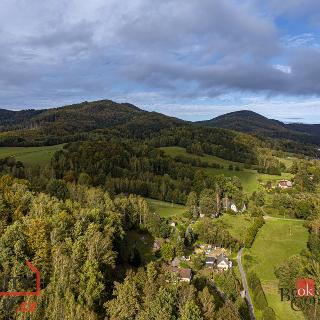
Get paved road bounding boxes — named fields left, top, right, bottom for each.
left=237, top=248, right=256, bottom=320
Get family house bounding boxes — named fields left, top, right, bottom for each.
left=222, top=197, right=237, bottom=212
left=205, top=254, right=232, bottom=270
left=278, top=179, right=293, bottom=189
left=222, top=197, right=246, bottom=213
left=216, top=254, right=232, bottom=271
left=169, top=267, right=192, bottom=282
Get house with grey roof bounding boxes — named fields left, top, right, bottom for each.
left=216, top=254, right=232, bottom=271
left=205, top=256, right=215, bottom=268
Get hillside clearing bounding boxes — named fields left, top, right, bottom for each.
left=214, top=213, right=254, bottom=242
left=0, top=144, right=64, bottom=166
left=146, top=198, right=187, bottom=218
left=244, top=219, right=308, bottom=320
left=160, top=146, right=293, bottom=193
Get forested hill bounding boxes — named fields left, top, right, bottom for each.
left=197, top=110, right=320, bottom=146
left=0, top=100, right=318, bottom=157
left=0, top=100, right=185, bottom=146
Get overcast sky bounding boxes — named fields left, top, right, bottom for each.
left=1, top=0, right=320, bottom=123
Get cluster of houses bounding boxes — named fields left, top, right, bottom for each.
left=166, top=244, right=233, bottom=283
left=198, top=197, right=247, bottom=219
left=205, top=254, right=232, bottom=271
left=199, top=244, right=233, bottom=271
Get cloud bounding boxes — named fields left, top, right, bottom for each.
left=263, top=0, right=320, bottom=18
left=273, top=64, right=292, bottom=74
left=0, top=0, right=319, bottom=120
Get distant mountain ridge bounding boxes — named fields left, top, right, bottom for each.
left=0, top=100, right=158, bottom=132
left=0, top=101, right=318, bottom=158
left=0, top=100, right=186, bottom=146
left=197, top=110, right=320, bottom=146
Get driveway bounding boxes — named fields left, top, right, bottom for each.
left=237, top=248, right=256, bottom=320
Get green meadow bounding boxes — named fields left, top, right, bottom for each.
left=146, top=198, right=187, bottom=218
left=0, top=144, right=64, bottom=166
left=160, top=146, right=293, bottom=193
left=214, top=213, right=254, bottom=242
left=244, top=219, right=308, bottom=320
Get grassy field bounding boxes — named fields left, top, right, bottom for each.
left=160, top=146, right=293, bottom=193
left=160, top=146, right=244, bottom=167
left=244, top=219, right=308, bottom=320
left=0, top=145, right=64, bottom=166
left=214, top=213, right=254, bottom=242
left=146, top=198, right=187, bottom=218
left=276, top=156, right=295, bottom=170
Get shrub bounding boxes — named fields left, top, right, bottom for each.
left=262, top=307, right=276, bottom=320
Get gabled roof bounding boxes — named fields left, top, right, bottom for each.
left=178, top=268, right=192, bottom=279
left=279, top=180, right=293, bottom=187
left=216, top=254, right=229, bottom=265
left=169, top=267, right=192, bottom=280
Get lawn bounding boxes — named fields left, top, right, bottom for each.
left=146, top=198, right=187, bottom=218
left=160, top=146, right=293, bottom=194
left=0, top=144, right=64, bottom=166
left=214, top=213, right=254, bottom=242
left=244, top=219, right=308, bottom=320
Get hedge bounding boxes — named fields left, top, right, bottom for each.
left=244, top=216, right=265, bottom=248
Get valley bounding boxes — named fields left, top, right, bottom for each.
left=0, top=100, right=318, bottom=320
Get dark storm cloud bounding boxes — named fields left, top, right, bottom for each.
left=0, top=0, right=320, bottom=109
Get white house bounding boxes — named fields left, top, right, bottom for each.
left=216, top=254, right=232, bottom=271
left=230, top=203, right=237, bottom=212
left=222, top=197, right=239, bottom=213
left=222, top=197, right=247, bottom=213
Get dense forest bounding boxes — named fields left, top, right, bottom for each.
left=49, top=140, right=245, bottom=206
left=0, top=174, right=247, bottom=320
